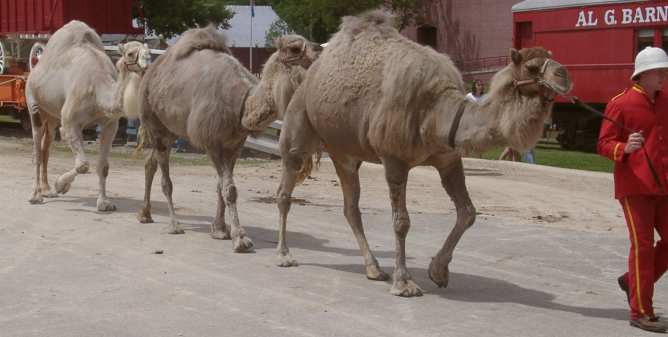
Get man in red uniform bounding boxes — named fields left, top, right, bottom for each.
left=598, top=46, right=668, bottom=333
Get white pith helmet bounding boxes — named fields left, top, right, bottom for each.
left=631, top=46, right=668, bottom=80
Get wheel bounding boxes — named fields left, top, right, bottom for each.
left=29, top=42, right=45, bottom=71
left=0, top=40, right=5, bottom=74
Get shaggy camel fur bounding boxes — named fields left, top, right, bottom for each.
left=137, top=26, right=320, bottom=252
left=275, top=11, right=572, bottom=296
left=26, top=20, right=150, bottom=211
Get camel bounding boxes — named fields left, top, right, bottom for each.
left=137, top=26, right=320, bottom=252
left=26, top=20, right=150, bottom=211
left=273, top=11, right=572, bottom=297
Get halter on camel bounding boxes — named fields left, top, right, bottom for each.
left=449, top=58, right=569, bottom=149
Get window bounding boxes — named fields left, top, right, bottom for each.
left=636, top=29, right=654, bottom=54
left=417, top=25, right=437, bottom=50
left=516, top=22, right=533, bottom=49
left=662, top=29, right=668, bottom=53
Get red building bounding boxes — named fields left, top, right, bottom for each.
left=402, top=0, right=522, bottom=82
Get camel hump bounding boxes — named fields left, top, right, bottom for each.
left=171, top=25, right=231, bottom=60
left=46, top=20, right=104, bottom=51
left=341, top=9, right=395, bottom=36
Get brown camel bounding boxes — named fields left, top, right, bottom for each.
left=26, top=20, right=150, bottom=211
left=137, top=26, right=320, bottom=252
left=274, top=11, right=572, bottom=296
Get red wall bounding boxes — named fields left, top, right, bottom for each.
left=1, top=0, right=141, bottom=35
left=403, top=0, right=522, bottom=78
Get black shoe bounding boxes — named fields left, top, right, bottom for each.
left=618, top=275, right=630, bottom=304
left=630, top=316, right=667, bottom=333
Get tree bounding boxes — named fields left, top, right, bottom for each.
left=137, top=0, right=234, bottom=38
left=271, top=0, right=425, bottom=43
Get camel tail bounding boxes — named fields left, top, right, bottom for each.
left=132, top=125, right=147, bottom=159
left=295, top=147, right=323, bottom=185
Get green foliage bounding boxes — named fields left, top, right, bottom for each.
left=265, top=19, right=293, bottom=47
left=138, top=0, right=234, bottom=38
left=271, top=0, right=425, bottom=43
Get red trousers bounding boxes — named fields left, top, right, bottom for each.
left=619, top=195, right=668, bottom=319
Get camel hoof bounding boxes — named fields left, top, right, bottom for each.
left=277, top=253, right=298, bottom=267
left=55, top=177, right=71, bottom=195
left=366, top=265, right=390, bottom=281
left=233, top=236, right=254, bottom=253
left=29, top=195, right=44, bottom=205
left=390, top=279, right=423, bottom=297
left=76, top=162, right=90, bottom=174
left=211, top=230, right=231, bottom=240
left=42, top=191, right=58, bottom=198
left=428, top=259, right=449, bottom=288
left=166, top=222, right=185, bottom=235
left=97, top=199, right=117, bottom=212
left=137, top=209, right=154, bottom=223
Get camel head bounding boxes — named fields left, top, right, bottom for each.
left=491, top=47, right=572, bottom=151
left=509, top=47, right=572, bottom=101
left=275, top=34, right=323, bottom=68
left=117, top=41, right=151, bottom=73
left=241, top=35, right=321, bottom=132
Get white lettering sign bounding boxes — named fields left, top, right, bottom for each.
left=577, top=6, right=668, bottom=27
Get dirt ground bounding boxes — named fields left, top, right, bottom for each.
left=1, top=133, right=653, bottom=337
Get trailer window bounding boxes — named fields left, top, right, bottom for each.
left=637, top=29, right=654, bottom=53
left=417, top=25, right=438, bottom=49
left=663, top=29, right=668, bottom=52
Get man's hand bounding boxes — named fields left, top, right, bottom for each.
left=624, top=132, right=644, bottom=154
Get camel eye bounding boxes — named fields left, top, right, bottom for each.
left=290, top=46, right=301, bottom=53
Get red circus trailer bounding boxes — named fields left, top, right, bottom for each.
left=0, top=0, right=143, bottom=130
left=513, top=0, right=668, bottom=151
left=0, top=0, right=143, bottom=74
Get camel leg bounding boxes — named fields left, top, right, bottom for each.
left=137, top=149, right=158, bottom=223
left=155, top=146, right=184, bottom=234
left=95, top=119, right=119, bottom=212
left=209, top=147, right=253, bottom=252
left=209, top=181, right=231, bottom=240
left=55, top=107, right=89, bottom=195
left=332, top=157, right=389, bottom=281
left=28, top=106, right=46, bottom=204
left=383, top=158, right=422, bottom=297
left=275, top=87, right=319, bottom=267
left=39, top=121, right=58, bottom=198
left=428, top=156, right=476, bottom=288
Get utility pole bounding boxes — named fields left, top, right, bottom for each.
left=250, top=0, right=254, bottom=73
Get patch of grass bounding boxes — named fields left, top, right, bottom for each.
left=0, top=115, right=19, bottom=123
left=480, top=146, right=614, bottom=173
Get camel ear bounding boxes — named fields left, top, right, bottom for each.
left=118, top=43, right=126, bottom=55
left=510, top=48, right=522, bottom=65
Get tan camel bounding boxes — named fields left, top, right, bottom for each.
left=26, top=20, right=150, bottom=211
left=137, top=26, right=320, bottom=252
left=274, top=11, right=572, bottom=296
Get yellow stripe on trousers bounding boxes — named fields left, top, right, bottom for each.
left=624, top=197, right=646, bottom=316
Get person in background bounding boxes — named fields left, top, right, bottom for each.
left=598, top=46, right=668, bottom=333
left=465, top=79, right=485, bottom=103
left=465, top=79, right=486, bottom=158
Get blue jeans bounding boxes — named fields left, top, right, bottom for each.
left=523, top=149, right=535, bottom=164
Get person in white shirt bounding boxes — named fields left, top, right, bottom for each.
left=465, top=79, right=485, bottom=103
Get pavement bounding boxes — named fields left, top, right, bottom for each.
left=0, top=137, right=664, bottom=337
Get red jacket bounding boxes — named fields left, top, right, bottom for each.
left=598, top=84, right=668, bottom=199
